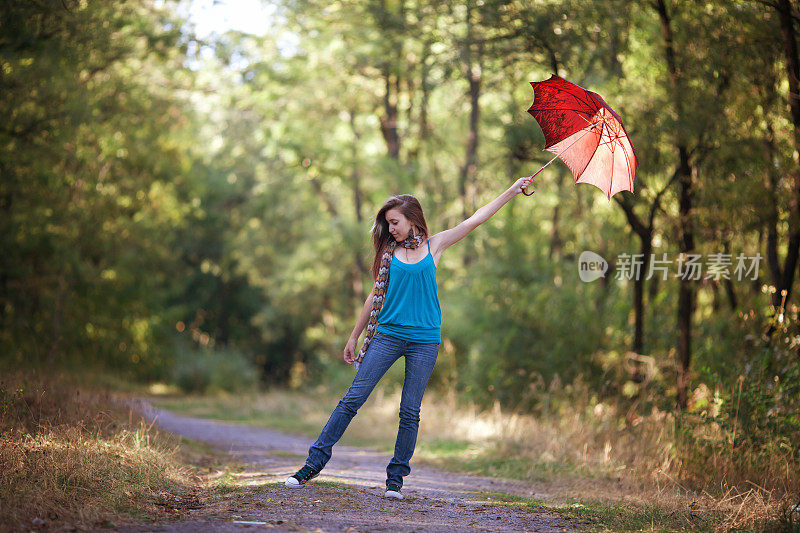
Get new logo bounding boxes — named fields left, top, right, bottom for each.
left=578, top=251, right=608, bottom=282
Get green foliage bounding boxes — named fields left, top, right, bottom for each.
left=169, top=339, right=259, bottom=394
left=1, top=1, right=799, bottom=489
left=0, top=0, right=196, bottom=375
left=730, top=309, right=800, bottom=465
left=0, top=385, right=24, bottom=418
left=665, top=307, right=800, bottom=493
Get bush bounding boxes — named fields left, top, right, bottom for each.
left=169, top=341, right=260, bottom=394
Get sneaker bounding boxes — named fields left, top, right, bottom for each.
left=384, top=483, right=404, bottom=499
left=284, top=464, right=320, bottom=488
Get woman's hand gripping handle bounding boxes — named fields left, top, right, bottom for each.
left=515, top=175, right=535, bottom=196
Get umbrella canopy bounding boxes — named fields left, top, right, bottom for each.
left=524, top=75, right=637, bottom=199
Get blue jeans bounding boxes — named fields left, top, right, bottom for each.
left=305, top=331, right=439, bottom=488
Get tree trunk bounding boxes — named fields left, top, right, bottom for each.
left=656, top=0, right=695, bottom=409
left=615, top=195, right=655, bottom=356
left=379, top=67, right=401, bottom=160
left=419, top=41, right=432, bottom=144
left=774, top=0, right=800, bottom=309
left=460, top=67, right=480, bottom=220
left=722, top=240, right=737, bottom=310
left=459, top=1, right=482, bottom=266
left=217, top=280, right=230, bottom=347
left=676, top=148, right=695, bottom=409
left=48, top=273, right=66, bottom=366
left=350, top=110, right=366, bottom=300
left=349, top=111, right=364, bottom=225
left=633, top=239, right=652, bottom=354
left=459, top=32, right=481, bottom=217
left=765, top=121, right=783, bottom=304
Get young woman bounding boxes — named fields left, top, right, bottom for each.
left=285, top=176, right=533, bottom=499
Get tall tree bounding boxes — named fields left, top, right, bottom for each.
left=763, top=0, right=800, bottom=323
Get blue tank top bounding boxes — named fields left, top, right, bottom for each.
left=376, top=240, right=442, bottom=343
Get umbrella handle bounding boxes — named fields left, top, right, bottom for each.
left=522, top=123, right=599, bottom=197
left=521, top=166, right=547, bottom=196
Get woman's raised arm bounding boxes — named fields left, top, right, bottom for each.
left=429, top=176, right=532, bottom=259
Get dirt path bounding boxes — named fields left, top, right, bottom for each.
left=118, top=401, right=584, bottom=532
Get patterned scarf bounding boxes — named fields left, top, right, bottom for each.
left=354, top=229, right=424, bottom=370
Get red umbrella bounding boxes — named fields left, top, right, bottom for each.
left=523, top=74, right=637, bottom=199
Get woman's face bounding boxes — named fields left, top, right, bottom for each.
left=385, top=208, right=414, bottom=241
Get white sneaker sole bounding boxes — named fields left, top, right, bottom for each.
left=384, top=490, right=404, bottom=499
left=284, top=478, right=303, bottom=488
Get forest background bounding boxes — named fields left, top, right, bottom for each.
left=2, top=0, right=799, bottom=515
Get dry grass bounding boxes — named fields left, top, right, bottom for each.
left=0, top=372, right=198, bottom=531
left=411, top=384, right=800, bottom=532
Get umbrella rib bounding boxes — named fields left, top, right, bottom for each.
left=542, top=117, right=601, bottom=148
left=607, top=125, right=616, bottom=199
left=534, top=80, right=599, bottom=111
left=622, top=142, right=635, bottom=192
left=571, top=123, right=602, bottom=181
left=577, top=89, right=601, bottom=112
left=537, top=85, right=599, bottom=113
left=530, top=124, right=598, bottom=180
left=532, top=106, right=597, bottom=116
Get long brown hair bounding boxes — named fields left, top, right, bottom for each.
left=370, top=194, right=429, bottom=279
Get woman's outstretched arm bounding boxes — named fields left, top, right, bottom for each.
left=344, top=286, right=375, bottom=364
left=430, top=176, right=532, bottom=258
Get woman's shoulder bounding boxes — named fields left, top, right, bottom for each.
left=426, top=235, right=443, bottom=266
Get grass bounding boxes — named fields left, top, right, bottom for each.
left=415, top=439, right=589, bottom=482
left=467, top=491, right=634, bottom=530
left=150, top=382, right=800, bottom=532
left=467, top=488, right=795, bottom=532
left=0, top=371, right=202, bottom=532
left=149, top=392, right=329, bottom=439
